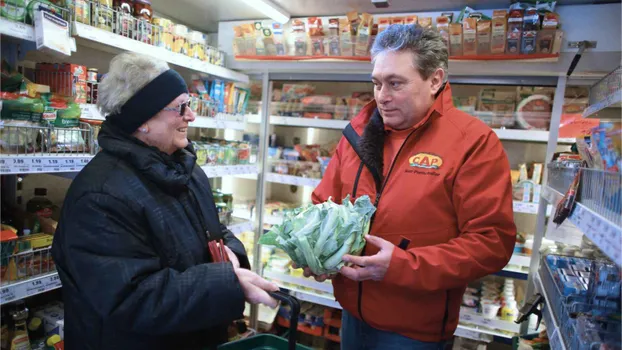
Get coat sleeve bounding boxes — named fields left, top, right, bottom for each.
left=221, top=224, right=251, bottom=269
left=312, top=139, right=344, bottom=205
left=57, top=193, right=246, bottom=335
left=383, top=130, right=516, bottom=292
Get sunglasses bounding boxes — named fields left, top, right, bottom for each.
left=162, top=101, right=191, bottom=116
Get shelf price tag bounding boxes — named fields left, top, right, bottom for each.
left=0, top=158, right=10, bottom=173
left=5, top=21, right=32, bottom=40
left=61, top=158, right=77, bottom=171
left=45, top=274, right=62, bottom=289
left=0, top=286, right=16, bottom=304
left=25, top=279, right=46, bottom=297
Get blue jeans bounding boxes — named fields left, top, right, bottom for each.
left=341, top=310, right=446, bottom=350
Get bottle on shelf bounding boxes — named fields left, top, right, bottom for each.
left=25, top=188, right=55, bottom=235
left=8, top=301, right=31, bottom=350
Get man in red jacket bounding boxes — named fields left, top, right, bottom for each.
left=309, top=24, right=517, bottom=349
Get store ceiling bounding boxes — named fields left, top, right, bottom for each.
left=153, top=0, right=620, bottom=33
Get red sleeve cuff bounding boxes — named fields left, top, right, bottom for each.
left=383, top=246, right=412, bottom=287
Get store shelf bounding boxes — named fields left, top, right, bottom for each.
left=189, top=115, right=247, bottom=130
left=582, top=90, right=622, bottom=119
left=266, top=173, right=321, bottom=187
left=493, top=129, right=574, bottom=144
left=0, top=272, right=61, bottom=305
left=72, top=22, right=248, bottom=83
left=270, top=116, right=349, bottom=130
left=455, top=325, right=494, bottom=343
left=288, top=289, right=342, bottom=310
left=263, top=269, right=333, bottom=294
left=200, top=165, right=258, bottom=178
left=534, top=271, right=568, bottom=350
left=227, top=220, right=254, bottom=235
left=543, top=186, right=621, bottom=266
left=0, top=154, right=93, bottom=174
left=0, top=18, right=35, bottom=41
left=276, top=315, right=324, bottom=337
left=513, top=201, right=553, bottom=215
left=79, top=104, right=105, bottom=121
left=459, top=308, right=520, bottom=339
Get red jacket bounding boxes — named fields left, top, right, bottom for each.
left=312, top=83, right=516, bottom=342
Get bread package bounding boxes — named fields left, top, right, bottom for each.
left=506, top=9, right=523, bottom=54
left=377, top=17, right=391, bottom=34
left=449, top=24, right=463, bottom=56
left=477, top=20, right=491, bottom=55
left=339, top=18, right=354, bottom=56
left=390, top=17, right=404, bottom=25
left=462, top=18, right=477, bottom=56
left=327, top=18, right=340, bottom=56
left=436, top=16, right=451, bottom=51
left=404, top=15, right=417, bottom=25
left=537, top=12, right=559, bottom=53
left=354, top=13, right=373, bottom=56
left=491, top=10, right=507, bottom=54
left=291, top=19, right=307, bottom=56
left=521, top=7, right=539, bottom=54
left=308, top=17, right=325, bottom=56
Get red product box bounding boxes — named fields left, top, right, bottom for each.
left=35, top=63, right=88, bottom=103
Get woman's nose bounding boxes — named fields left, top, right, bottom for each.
left=184, top=107, right=196, bottom=122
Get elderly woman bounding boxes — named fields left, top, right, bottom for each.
left=51, top=52, right=278, bottom=349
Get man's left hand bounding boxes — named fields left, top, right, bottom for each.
left=224, top=245, right=241, bottom=269
left=340, top=235, right=395, bottom=282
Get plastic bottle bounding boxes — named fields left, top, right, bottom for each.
left=25, top=188, right=54, bottom=234
left=9, top=302, right=30, bottom=350
left=27, top=318, right=45, bottom=350
left=501, top=300, right=519, bottom=321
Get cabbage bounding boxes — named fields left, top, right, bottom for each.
left=259, top=195, right=376, bottom=275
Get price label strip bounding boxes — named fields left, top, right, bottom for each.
left=0, top=273, right=62, bottom=305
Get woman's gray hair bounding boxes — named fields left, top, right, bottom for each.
left=371, top=24, right=449, bottom=83
left=97, top=52, right=170, bottom=115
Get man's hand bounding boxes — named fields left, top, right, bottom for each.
left=224, top=245, right=240, bottom=269
left=340, top=235, right=395, bottom=282
left=292, top=263, right=335, bottom=282
left=234, top=268, right=279, bottom=308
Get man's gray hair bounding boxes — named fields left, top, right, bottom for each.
left=371, top=24, right=448, bottom=83
left=97, top=52, right=170, bottom=115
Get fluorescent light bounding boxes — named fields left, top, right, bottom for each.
left=240, top=0, right=290, bottom=24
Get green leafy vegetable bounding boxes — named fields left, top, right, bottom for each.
left=259, top=195, right=376, bottom=275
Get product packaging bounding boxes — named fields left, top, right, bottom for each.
left=71, top=0, right=91, bottom=24
left=441, top=12, right=454, bottom=23
left=532, top=163, right=543, bottom=184
left=173, top=24, right=189, bottom=55
left=506, top=9, right=524, bottom=54
left=456, top=6, right=476, bottom=23
left=113, top=0, right=133, bottom=38
left=308, top=17, right=325, bottom=56
left=449, top=24, right=463, bottom=56
left=232, top=26, right=246, bottom=56
left=521, top=7, right=539, bottom=54
left=491, top=10, right=507, bottom=54
left=477, top=20, right=492, bottom=55
left=272, top=22, right=286, bottom=55
left=404, top=15, right=417, bottom=26
left=390, top=17, right=404, bottom=25
left=462, top=18, right=477, bottom=56
left=261, top=25, right=277, bottom=56
left=326, top=18, right=340, bottom=56
left=377, top=17, right=391, bottom=34
left=91, top=0, right=113, bottom=32
left=133, top=0, right=153, bottom=44
left=537, top=12, right=559, bottom=53
left=252, top=22, right=265, bottom=56
left=436, top=16, right=451, bottom=51
left=34, top=10, right=71, bottom=57
left=339, top=18, right=354, bottom=56
left=354, top=13, right=373, bottom=56
left=344, top=11, right=358, bottom=35
left=418, top=17, right=432, bottom=29
left=291, top=19, right=308, bottom=56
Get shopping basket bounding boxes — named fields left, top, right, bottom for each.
left=218, top=291, right=313, bottom=350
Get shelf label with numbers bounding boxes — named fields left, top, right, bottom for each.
left=45, top=274, right=62, bottom=290
left=0, top=286, right=17, bottom=304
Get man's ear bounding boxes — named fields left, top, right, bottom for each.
left=430, top=68, right=445, bottom=95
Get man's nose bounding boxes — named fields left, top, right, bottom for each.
left=377, top=86, right=392, bottom=104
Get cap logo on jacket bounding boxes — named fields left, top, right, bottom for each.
left=409, top=153, right=443, bottom=169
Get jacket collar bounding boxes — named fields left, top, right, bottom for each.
left=98, top=121, right=197, bottom=192
left=351, top=82, right=454, bottom=134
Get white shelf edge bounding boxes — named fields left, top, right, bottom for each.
left=246, top=114, right=261, bottom=124
left=455, top=325, right=494, bottom=343
left=73, top=22, right=248, bottom=83
left=200, top=165, right=259, bottom=178
left=190, top=115, right=246, bottom=130
left=263, top=269, right=333, bottom=294
left=0, top=154, right=93, bottom=175
left=227, top=220, right=254, bottom=235
left=0, top=272, right=61, bottom=305
left=270, top=116, right=349, bottom=130
left=543, top=186, right=621, bottom=266
left=456, top=324, right=512, bottom=340
left=265, top=173, right=321, bottom=187
left=582, top=90, right=622, bottom=118
left=0, top=18, right=35, bottom=41
left=288, top=289, right=342, bottom=310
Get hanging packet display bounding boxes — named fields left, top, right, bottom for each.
left=477, top=20, right=492, bottom=55
left=339, top=18, right=354, bottom=56
left=521, top=7, right=539, bottom=54
left=462, top=18, right=477, bottom=56
left=354, top=13, right=373, bottom=56
left=308, top=17, right=325, bottom=56
left=327, top=18, right=340, bottom=56
left=491, top=10, right=507, bottom=54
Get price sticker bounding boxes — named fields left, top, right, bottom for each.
left=481, top=318, right=493, bottom=326
left=0, top=286, right=16, bottom=304
left=6, top=22, right=32, bottom=40
left=25, top=279, right=46, bottom=297
left=45, top=274, right=62, bottom=289
left=462, top=314, right=473, bottom=321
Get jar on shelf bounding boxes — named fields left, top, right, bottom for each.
left=71, top=0, right=91, bottom=24
left=173, top=24, right=188, bottom=55
left=133, top=0, right=153, bottom=44
left=113, top=0, right=133, bottom=38
left=152, top=17, right=173, bottom=50
left=188, top=30, right=206, bottom=61
left=237, top=143, right=250, bottom=164
left=91, top=0, right=114, bottom=32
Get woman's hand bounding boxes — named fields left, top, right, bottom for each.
left=234, top=268, right=279, bottom=308
left=292, top=263, right=335, bottom=282
left=224, top=245, right=240, bottom=269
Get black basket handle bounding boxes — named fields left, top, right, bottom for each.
left=269, top=290, right=300, bottom=350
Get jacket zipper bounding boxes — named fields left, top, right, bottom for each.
left=357, top=126, right=421, bottom=324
